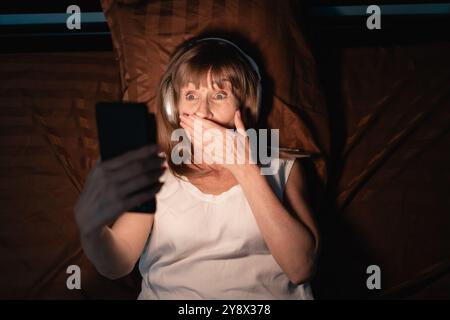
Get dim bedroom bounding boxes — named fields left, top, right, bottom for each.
left=0, top=0, right=449, bottom=300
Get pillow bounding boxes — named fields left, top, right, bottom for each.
left=101, top=0, right=330, bottom=187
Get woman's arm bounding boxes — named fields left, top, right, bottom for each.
left=179, top=111, right=319, bottom=284
left=74, top=144, right=165, bottom=280
left=233, top=160, right=319, bottom=285
left=81, top=212, right=154, bottom=280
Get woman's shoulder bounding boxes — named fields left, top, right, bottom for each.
left=156, top=168, right=182, bottom=201
left=263, top=157, right=295, bottom=200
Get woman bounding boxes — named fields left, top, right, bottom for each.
left=74, top=37, right=319, bottom=299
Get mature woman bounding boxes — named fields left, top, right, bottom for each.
left=74, top=37, right=319, bottom=299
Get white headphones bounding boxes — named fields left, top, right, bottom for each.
left=162, top=37, right=262, bottom=125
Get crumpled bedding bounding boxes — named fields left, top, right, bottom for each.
left=313, top=43, right=450, bottom=299
left=0, top=52, right=140, bottom=299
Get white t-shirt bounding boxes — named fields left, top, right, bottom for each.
left=138, top=159, right=314, bottom=300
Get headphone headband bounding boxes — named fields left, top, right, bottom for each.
left=194, top=37, right=261, bottom=81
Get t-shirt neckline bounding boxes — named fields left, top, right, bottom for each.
left=178, top=175, right=241, bottom=202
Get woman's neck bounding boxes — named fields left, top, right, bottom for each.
left=184, top=164, right=237, bottom=185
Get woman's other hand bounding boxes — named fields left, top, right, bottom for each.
left=74, top=144, right=166, bottom=238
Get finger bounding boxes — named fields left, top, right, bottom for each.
left=181, top=115, right=218, bottom=133
left=84, top=158, right=102, bottom=184
left=180, top=116, right=194, bottom=131
left=117, top=169, right=166, bottom=198
left=82, top=165, right=106, bottom=198
left=83, top=180, right=104, bottom=207
left=179, top=114, right=193, bottom=127
left=179, top=119, right=191, bottom=133
left=101, top=144, right=159, bottom=171
left=87, top=203, right=123, bottom=235
left=190, top=114, right=219, bottom=130
left=109, top=156, right=165, bottom=183
left=186, top=122, right=224, bottom=149
left=122, top=182, right=164, bottom=212
left=196, top=136, right=226, bottom=165
left=190, top=128, right=210, bottom=148
left=234, top=110, right=247, bottom=135
left=180, top=121, right=194, bottom=141
left=181, top=119, right=225, bottom=144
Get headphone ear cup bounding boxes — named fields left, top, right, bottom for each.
left=162, top=81, right=178, bottom=125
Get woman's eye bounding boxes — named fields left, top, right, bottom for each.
left=185, top=93, right=196, bottom=101
left=215, top=92, right=227, bottom=100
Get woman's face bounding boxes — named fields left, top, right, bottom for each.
left=178, top=70, right=239, bottom=129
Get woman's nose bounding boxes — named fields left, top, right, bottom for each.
left=194, top=98, right=213, bottom=119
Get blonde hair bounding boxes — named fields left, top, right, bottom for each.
left=155, top=38, right=260, bottom=178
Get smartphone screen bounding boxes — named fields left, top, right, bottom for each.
left=95, top=102, right=157, bottom=213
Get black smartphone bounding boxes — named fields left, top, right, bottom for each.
left=95, top=102, right=157, bottom=213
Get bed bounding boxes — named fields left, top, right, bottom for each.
left=0, top=0, right=448, bottom=299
